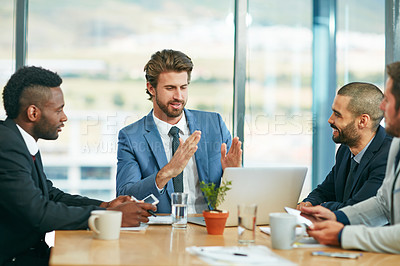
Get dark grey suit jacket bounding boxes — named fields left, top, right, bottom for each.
left=0, top=118, right=103, bottom=263
left=303, top=125, right=392, bottom=210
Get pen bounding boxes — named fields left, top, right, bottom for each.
left=147, top=209, right=157, bottom=217
left=233, top=253, right=248, bottom=256
left=200, top=249, right=248, bottom=257
left=131, top=196, right=157, bottom=217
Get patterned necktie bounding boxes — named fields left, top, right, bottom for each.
left=169, top=126, right=183, bottom=192
left=343, top=157, right=358, bottom=201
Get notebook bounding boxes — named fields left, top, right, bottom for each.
left=188, top=166, right=307, bottom=227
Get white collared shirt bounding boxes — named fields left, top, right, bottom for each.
left=16, top=124, right=38, bottom=156
left=152, top=111, right=207, bottom=214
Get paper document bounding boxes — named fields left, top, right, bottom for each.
left=186, top=245, right=295, bottom=265
left=259, top=227, right=305, bottom=236
left=293, top=237, right=325, bottom=248
left=148, top=215, right=172, bottom=224
left=121, top=223, right=148, bottom=231
left=259, top=227, right=326, bottom=248
left=284, top=207, right=313, bottom=227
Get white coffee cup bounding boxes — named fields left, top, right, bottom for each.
left=269, top=213, right=306, bottom=250
left=88, top=210, right=122, bottom=240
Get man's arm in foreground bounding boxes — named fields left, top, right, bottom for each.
left=308, top=220, right=400, bottom=254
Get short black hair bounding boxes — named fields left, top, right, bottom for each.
left=337, top=82, right=384, bottom=130
left=3, top=66, right=62, bottom=119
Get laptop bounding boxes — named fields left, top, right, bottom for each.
left=188, top=166, right=307, bottom=226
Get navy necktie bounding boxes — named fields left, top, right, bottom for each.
left=169, top=126, right=183, bottom=192
left=343, top=157, right=358, bottom=201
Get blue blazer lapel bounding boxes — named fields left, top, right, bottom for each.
left=185, top=109, right=210, bottom=183
left=344, top=126, right=386, bottom=197
left=143, top=111, right=174, bottom=195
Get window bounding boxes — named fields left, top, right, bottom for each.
left=81, top=167, right=111, bottom=180
left=246, top=0, right=313, bottom=196
left=44, top=167, right=68, bottom=180
left=29, top=0, right=234, bottom=201
left=0, top=0, right=14, bottom=118
left=337, top=1, right=385, bottom=88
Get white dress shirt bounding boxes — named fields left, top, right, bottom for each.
left=16, top=124, right=38, bottom=156
left=153, top=112, right=207, bottom=214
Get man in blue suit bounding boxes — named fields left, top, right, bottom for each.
left=116, top=49, right=242, bottom=213
left=297, top=82, right=392, bottom=211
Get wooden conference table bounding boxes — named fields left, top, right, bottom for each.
left=49, top=221, right=399, bottom=266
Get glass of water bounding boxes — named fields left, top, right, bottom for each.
left=171, top=192, right=188, bottom=228
left=238, top=203, right=257, bottom=244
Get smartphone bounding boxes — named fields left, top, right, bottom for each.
left=142, top=194, right=159, bottom=205
left=284, top=206, right=313, bottom=228
left=312, top=251, right=361, bottom=259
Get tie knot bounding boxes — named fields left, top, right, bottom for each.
left=169, top=126, right=180, bottom=137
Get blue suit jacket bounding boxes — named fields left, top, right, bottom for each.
left=116, top=109, right=232, bottom=213
left=303, top=125, right=392, bottom=211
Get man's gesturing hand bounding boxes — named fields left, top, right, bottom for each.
left=156, top=131, right=201, bottom=188
left=221, top=137, right=242, bottom=170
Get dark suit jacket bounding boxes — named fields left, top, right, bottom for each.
left=303, top=125, right=392, bottom=211
left=116, top=109, right=232, bottom=213
left=0, top=118, right=103, bottom=263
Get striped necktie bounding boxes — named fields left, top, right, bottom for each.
left=169, top=126, right=183, bottom=192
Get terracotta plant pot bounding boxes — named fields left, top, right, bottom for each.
left=202, top=210, right=229, bottom=235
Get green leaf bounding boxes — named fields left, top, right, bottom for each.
left=200, top=179, right=232, bottom=210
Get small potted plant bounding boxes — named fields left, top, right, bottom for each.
left=200, top=179, right=232, bottom=235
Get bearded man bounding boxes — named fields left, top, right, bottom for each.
left=116, top=49, right=242, bottom=214
left=297, top=82, right=392, bottom=211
